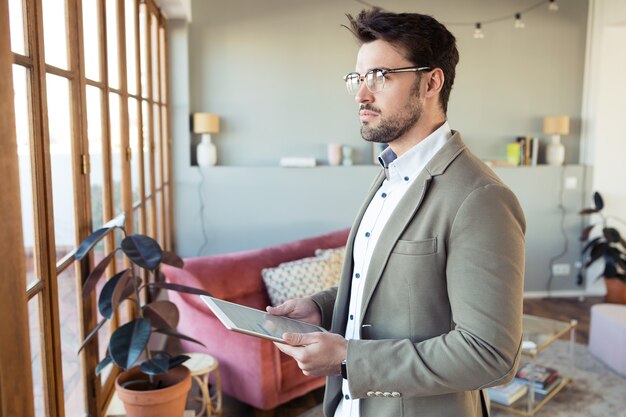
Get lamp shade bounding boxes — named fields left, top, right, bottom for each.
left=192, top=113, right=220, bottom=134
left=543, top=116, right=570, bottom=135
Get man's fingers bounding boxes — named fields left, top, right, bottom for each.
left=266, top=302, right=293, bottom=316
left=283, top=332, right=320, bottom=346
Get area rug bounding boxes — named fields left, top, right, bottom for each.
left=492, top=339, right=626, bottom=417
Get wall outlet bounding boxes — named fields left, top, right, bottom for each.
left=552, top=263, right=571, bottom=276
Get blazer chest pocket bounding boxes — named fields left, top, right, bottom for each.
left=391, top=237, right=437, bottom=256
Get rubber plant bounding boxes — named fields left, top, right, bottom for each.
left=76, top=213, right=211, bottom=388
left=579, top=191, right=626, bottom=303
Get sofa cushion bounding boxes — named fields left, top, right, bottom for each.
left=261, top=246, right=345, bottom=306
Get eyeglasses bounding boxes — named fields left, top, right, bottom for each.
left=343, top=66, right=432, bottom=95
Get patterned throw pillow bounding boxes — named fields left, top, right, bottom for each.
left=261, top=246, right=346, bottom=306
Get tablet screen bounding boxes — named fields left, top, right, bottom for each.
left=201, top=295, right=326, bottom=343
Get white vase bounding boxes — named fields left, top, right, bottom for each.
left=197, top=134, right=217, bottom=166
left=327, top=143, right=342, bottom=166
left=545, top=135, right=564, bottom=166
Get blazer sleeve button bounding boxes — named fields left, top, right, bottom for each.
left=383, top=392, right=392, bottom=397
left=391, top=391, right=401, bottom=398
left=366, top=391, right=375, bottom=397
left=375, top=391, right=383, bottom=397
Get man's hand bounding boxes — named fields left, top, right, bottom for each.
left=266, top=298, right=322, bottom=326
left=274, top=332, right=347, bottom=377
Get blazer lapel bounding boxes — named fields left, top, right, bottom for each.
left=358, top=132, right=467, bottom=322
left=359, top=171, right=432, bottom=321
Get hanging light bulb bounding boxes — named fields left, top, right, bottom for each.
left=514, top=13, right=525, bottom=29
left=549, top=0, right=559, bottom=12
left=473, top=22, right=484, bottom=39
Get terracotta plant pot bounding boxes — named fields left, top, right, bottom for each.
left=605, top=278, right=626, bottom=304
left=115, top=365, right=191, bottom=417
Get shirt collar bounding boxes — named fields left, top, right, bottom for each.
left=377, top=121, right=453, bottom=182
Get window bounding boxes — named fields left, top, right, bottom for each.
left=1, top=0, right=173, bottom=415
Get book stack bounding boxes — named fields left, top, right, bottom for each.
left=486, top=379, right=528, bottom=405
left=515, top=136, right=539, bottom=166
left=515, top=363, right=561, bottom=395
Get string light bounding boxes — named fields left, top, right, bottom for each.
left=354, top=0, right=560, bottom=39
left=473, top=22, right=485, bottom=39
left=549, top=0, right=559, bottom=12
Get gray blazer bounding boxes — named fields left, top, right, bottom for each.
left=311, top=132, right=526, bottom=417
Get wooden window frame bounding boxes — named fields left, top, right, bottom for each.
left=4, top=0, right=174, bottom=415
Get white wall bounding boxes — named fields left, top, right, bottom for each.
left=167, top=0, right=594, bottom=295
left=581, top=0, right=626, bottom=292
left=185, top=0, right=588, bottom=166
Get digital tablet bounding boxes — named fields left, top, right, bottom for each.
left=200, top=295, right=327, bottom=343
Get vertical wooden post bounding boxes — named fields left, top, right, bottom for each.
left=0, top=0, right=36, bottom=415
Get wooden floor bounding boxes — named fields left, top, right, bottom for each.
left=523, top=295, right=604, bottom=344
left=206, top=296, right=606, bottom=417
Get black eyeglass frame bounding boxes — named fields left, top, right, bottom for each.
left=343, top=66, right=433, bottom=94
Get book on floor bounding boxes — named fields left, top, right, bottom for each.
left=515, top=363, right=559, bottom=388
left=486, top=379, right=528, bottom=405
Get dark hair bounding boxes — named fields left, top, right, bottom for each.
left=345, top=8, right=459, bottom=114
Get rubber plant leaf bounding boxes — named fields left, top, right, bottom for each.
left=146, top=282, right=212, bottom=297
left=168, top=354, right=190, bottom=370
left=78, top=317, right=107, bottom=353
left=82, top=250, right=118, bottom=298
left=604, top=227, right=622, bottom=243
left=580, top=225, right=595, bottom=242
left=153, top=328, right=206, bottom=347
left=593, top=191, right=604, bottom=210
left=603, top=259, right=618, bottom=278
left=582, top=236, right=601, bottom=255
left=110, top=274, right=142, bottom=313
left=139, top=353, right=170, bottom=375
left=109, top=318, right=151, bottom=370
left=161, top=251, right=184, bottom=268
left=98, top=269, right=131, bottom=319
left=121, top=234, right=162, bottom=270
left=96, top=354, right=113, bottom=375
left=142, top=300, right=179, bottom=329
left=75, top=227, right=114, bottom=261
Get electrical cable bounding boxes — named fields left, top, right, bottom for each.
left=196, top=166, right=209, bottom=256
left=546, top=165, right=569, bottom=297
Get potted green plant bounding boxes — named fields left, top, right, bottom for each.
left=579, top=191, right=626, bottom=304
left=76, top=213, right=211, bottom=417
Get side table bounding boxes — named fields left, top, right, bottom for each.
left=185, top=352, right=223, bottom=417
left=491, top=314, right=578, bottom=416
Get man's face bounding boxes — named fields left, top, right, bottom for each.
left=354, top=40, right=423, bottom=144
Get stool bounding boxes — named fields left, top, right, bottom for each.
left=589, top=303, right=626, bottom=377
left=185, top=353, right=223, bottom=417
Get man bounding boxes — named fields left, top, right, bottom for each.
left=268, top=8, right=525, bottom=417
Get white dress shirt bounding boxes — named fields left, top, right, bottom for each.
left=334, top=122, right=452, bottom=417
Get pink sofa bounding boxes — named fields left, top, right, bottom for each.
left=162, top=229, right=349, bottom=410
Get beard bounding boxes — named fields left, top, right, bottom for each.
left=360, top=83, right=422, bottom=144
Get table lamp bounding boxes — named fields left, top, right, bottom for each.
left=543, top=115, right=569, bottom=166
left=192, top=113, right=220, bottom=166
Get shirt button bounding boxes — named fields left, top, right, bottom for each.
left=381, top=192, right=387, bottom=198
left=350, top=314, right=354, bottom=320
left=345, top=394, right=350, bottom=400
left=355, top=273, right=360, bottom=279
left=365, top=232, right=371, bottom=238
left=404, top=176, right=409, bottom=181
